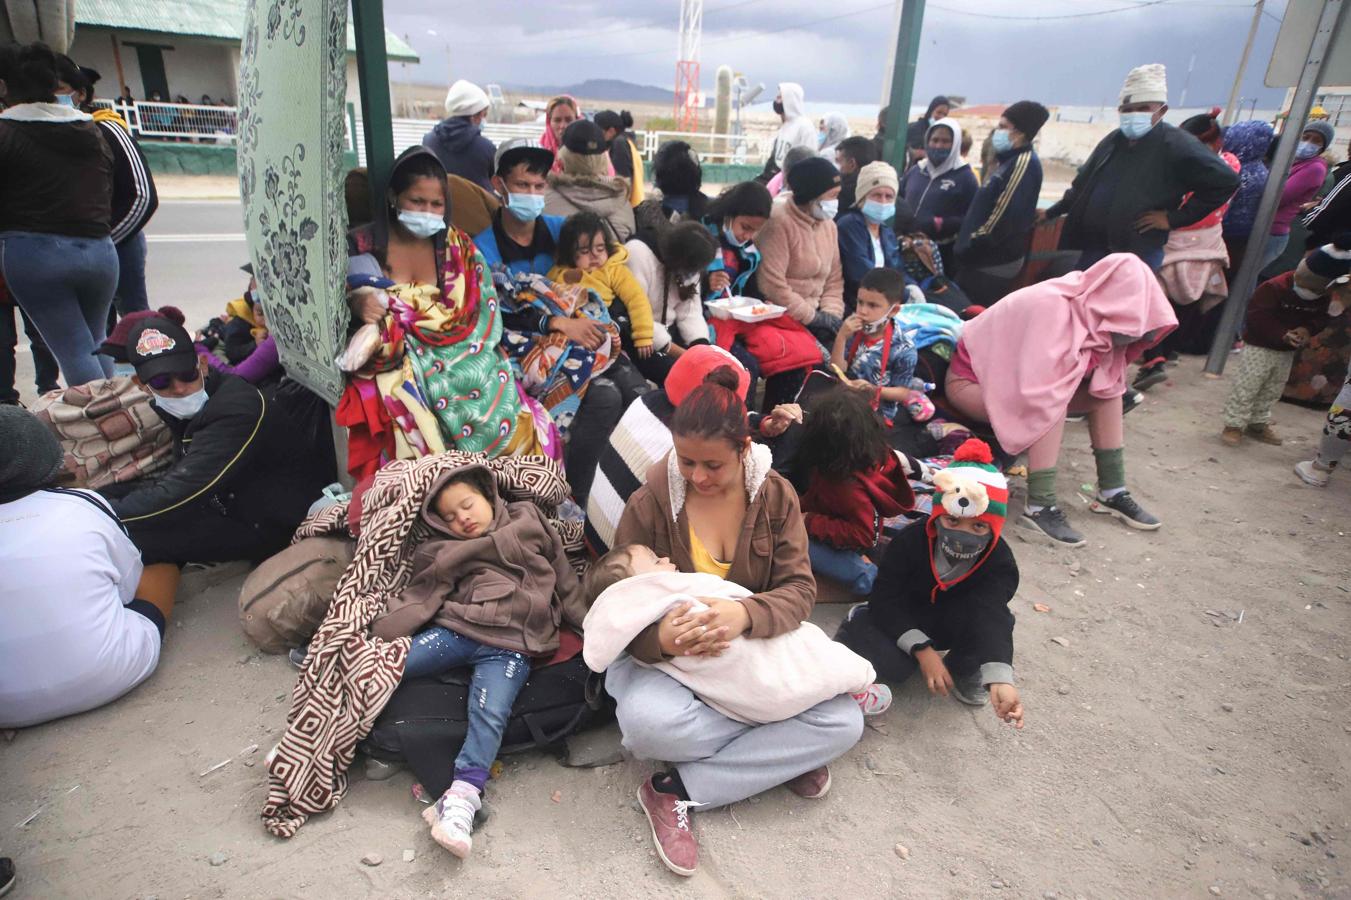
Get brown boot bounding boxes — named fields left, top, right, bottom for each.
left=1246, top=424, right=1283, bottom=445
left=1221, top=426, right=1243, bottom=446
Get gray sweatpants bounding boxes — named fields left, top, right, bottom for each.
left=604, top=654, right=864, bottom=809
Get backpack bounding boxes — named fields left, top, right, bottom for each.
left=359, top=649, right=612, bottom=798
left=238, top=535, right=355, bottom=653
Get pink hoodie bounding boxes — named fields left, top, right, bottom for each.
left=1272, top=157, right=1328, bottom=235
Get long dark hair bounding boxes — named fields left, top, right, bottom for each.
left=704, top=180, right=772, bottom=225
left=797, top=386, right=889, bottom=481
left=671, top=366, right=750, bottom=446
left=656, top=222, right=717, bottom=323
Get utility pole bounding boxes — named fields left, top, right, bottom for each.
left=351, top=0, right=395, bottom=211
left=883, top=0, right=926, bottom=175
left=1223, top=0, right=1264, bottom=125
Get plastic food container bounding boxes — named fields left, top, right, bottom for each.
left=707, top=296, right=787, bottom=322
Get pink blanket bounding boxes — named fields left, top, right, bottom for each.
left=959, top=253, right=1177, bottom=454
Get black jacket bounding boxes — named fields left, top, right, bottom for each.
left=1046, top=122, right=1239, bottom=257
left=1303, top=166, right=1351, bottom=247
left=956, top=145, right=1043, bottom=268
left=104, top=373, right=323, bottom=534
left=94, top=115, right=158, bottom=245
left=0, top=110, right=113, bottom=238
left=867, top=519, right=1019, bottom=681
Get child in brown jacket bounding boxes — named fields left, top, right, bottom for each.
left=371, top=464, right=585, bottom=861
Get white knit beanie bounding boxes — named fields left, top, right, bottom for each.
left=444, top=80, right=490, bottom=118
left=853, top=161, right=900, bottom=208
left=1119, top=64, right=1167, bottom=106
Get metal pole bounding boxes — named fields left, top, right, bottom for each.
left=1206, top=0, right=1345, bottom=374
left=351, top=0, right=395, bottom=212
left=1223, top=0, right=1264, bottom=126
left=883, top=0, right=926, bottom=175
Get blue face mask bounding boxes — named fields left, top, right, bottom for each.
left=817, top=130, right=827, bottom=147
left=1296, top=141, right=1321, bottom=160
left=55, top=93, right=75, bottom=108
left=861, top=200, right=895, bottom=224
left=1119, top=111, right=1156, bottom=140
left=991, top=129, right=1014, bottom=154
left=926, top=146, right=951, bottom=166
left=397, top=209, right=445, bottom=239
left=722, top=222, right=747, bottom=248
left=505, top=192, right=546, bottom=222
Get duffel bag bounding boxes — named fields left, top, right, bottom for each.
left=238, top=536, right=355, bottom=653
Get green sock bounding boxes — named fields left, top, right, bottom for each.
left=1094, top=447, right=1126, bottom=493
left=1027, top=467, right=1058, bottom=509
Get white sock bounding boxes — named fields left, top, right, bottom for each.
left=1098, top=486, right=1127, bottom=500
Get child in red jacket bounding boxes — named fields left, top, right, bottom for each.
left=797, top=386, right=917, bottom=594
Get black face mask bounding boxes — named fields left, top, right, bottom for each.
left=931, top=520, right=991, bottom=583
left=773, top=99, right=785, bottom=116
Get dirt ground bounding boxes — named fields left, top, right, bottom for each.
left=3, top=355, right=1349, bottom=900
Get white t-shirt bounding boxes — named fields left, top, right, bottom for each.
left=871, top=234, right=885, bottom=268
left=0, top=488, right=159, bottom=728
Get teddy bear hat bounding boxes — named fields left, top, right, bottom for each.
left=931, top=438, right=1009, bottom=541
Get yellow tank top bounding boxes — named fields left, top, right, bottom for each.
left=688, top=524, right=731, bottom=577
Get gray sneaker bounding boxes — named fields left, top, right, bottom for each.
left=1089, top=490, right=1161, bottom=530
left=950, top=670, right=988, bottom=707
left=1018, top=506, right=1086, bottom=547
left=288, top=645, right=309, bottom=670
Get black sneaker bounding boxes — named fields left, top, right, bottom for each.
left=1018, top=506, right=1087, bottom=547
left=950, top=670, right=988, bottom=707
left=1089, top=490, right=1161, bottom=531
left=1164, top=350, right=1180, bottom=364
left=0, top=857, right=14, bottom=898
left=1122, top=389, right=1143, bottom=415
left=1132, top=361, right=1167, bottom=392
left=288, top=644, right=310, bottom=670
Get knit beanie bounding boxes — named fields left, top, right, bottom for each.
left=927, top=438, right=1008, bottom=543
left=0, top=405, right=65, bottom=504
left=1003, top=100, right=1050, bottom=140
left=852, top=161, right=899, bottom=208
left=444, top=79, right=489, bottom=118
left=1304, top=119, right=1335, bottom=150
left=663, top=345, right=750, bottom=406
left=1294, top=234, right=1351, bottom=299
left=1119, top=64, right=1167, bottom=106
left=787, top=157, right=841, bottom=205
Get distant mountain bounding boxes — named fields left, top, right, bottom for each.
left=498, top=78, right=677, bottom=104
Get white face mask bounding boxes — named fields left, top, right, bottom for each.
left=153, top=386, right=209, bottom=419
left=397, top=209, right=445, bottom=238
left=813, top=198, right=839, bottom=220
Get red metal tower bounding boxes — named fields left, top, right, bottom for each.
left=674, top=0, right=703, bottom=131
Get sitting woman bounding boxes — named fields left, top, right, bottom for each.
left=624, top=221, right=719, bottom=371
left=633, top=141, right=711, bottom=249
left=944, top=253, right=1175, bottom=549
left=544, top=119, right=635, bottom=242
left=607, top=365, right=864, bottom=878
left=701, top=181, right=773, bottom=393
left=343, top=146, right=553, bottom=479
left=836, top=161, right=918, bottom=313
left=195, top=268, right=282, bottom=386
left=0, top=406, right=178, bottom=728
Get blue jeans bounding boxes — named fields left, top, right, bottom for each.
left=1258, top=232, right=1290, bottom=275
left=404, top=626, right=531, bottom=789
left=114, top=232, right=149, bottom=315
left=0, top=232, right=117, bottom=387
left=808, top=540, right=877, bottom=595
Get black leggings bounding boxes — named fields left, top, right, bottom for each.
left=833, top=604, right=980, bottom=683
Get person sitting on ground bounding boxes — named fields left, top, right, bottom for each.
left=835, top=438, right=1024, bottom=727
left=796, top=386, right=915, bottom=596
left=756, top=157, right=846, bottom=346
left=761, top=82, right=817, bottom=180
left=195, top=266, right=282, bottom=386
left=97, top=315, right=328, bottom=566
left=607, top=365, right=864, bottom=878
left=421, top=79, right=495, bottom=192
left=1222, top=238, right=1350, bottom=447
left=0, top=406, right=179, bottom=728
left=835, top=135, right=879, bottom=217
left=547, top=211, right=661, bottom=387
left=633, top=141, right=710, bottom=248
left=1039, top=64, right=1239, bottom=272
left=701, top=181, right=773, bottom=393
left=954, top=101, right=1048, bottom=306
left=838, top=161, right=918, bottom=312
left=898, top=117, right=979, bottom=276
left=370, top=464, right=585, bottom=860
left=582, top=542, right=891, bottom=723
left=831, top=268, right=928, bottom=424
left=1294, top=369, right=1351, bottom=487
left=594, top=109, right=645, bottom=207
left=905, top=96, right=951, bottom=167
left=944, top=254, right=1176, bottom=548
left=625, top=221, right=718, bottom=373
left=544, top=119, right=635, bottom=242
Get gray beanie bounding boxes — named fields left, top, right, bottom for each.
left=1304, top=119, right=1335, bottom=150
left=0, top=405, right=65, bottom=504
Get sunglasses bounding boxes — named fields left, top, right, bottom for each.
left=145, top=369, right=200, bottom=391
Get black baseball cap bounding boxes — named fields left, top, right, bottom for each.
left=123, top=316, right=199, bottom=379
left=562, top=119, right=606, bottom=155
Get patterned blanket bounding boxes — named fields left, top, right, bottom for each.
left=261, top=451, right=580, bottom=837
left=30, top=377, right=173, bottom=489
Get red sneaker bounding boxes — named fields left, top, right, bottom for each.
left=637, top=778, right=700, bottom=876
left=785, top=765, right=832, bottom=799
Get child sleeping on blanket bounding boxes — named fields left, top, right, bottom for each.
left=581, top=544, right=891, bottom=724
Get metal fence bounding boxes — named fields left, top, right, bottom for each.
left=92, top=99, right=239, bottom=142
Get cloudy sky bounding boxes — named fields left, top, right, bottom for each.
left=383, top=0, right=1294, bottom=110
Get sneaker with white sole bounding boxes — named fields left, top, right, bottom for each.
left=850, top=683, right=893, bottom=716
left=1018, top=506, right=1086, bottom=547
left=423, top=780, right=481, bottom=859
left=1294, top=459, right=1333, bottom=487
left=1088, top=490, right=1161, bottom=530
left=950, top=670, right=988, bottom=707
left=637, top=778, right=701, bottom=876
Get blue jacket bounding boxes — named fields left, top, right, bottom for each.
left=898, top=163, right=979, bottom=244
left=703, top=219, right=762, bottom=298
left=473, top=213, right=565, bottom=279
left=955, top=145, right=1043, bottom=268
left=422, top=117, right=496, bottom=192
left=837, top=209, right=904, bottom=307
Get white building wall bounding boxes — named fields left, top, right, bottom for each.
left=67, top=29, right=237, bottom=103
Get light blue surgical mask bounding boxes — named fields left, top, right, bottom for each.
left=1119, top=111, right=1156, bottom=140
left=153, top=386, right=209, bottom=420
left=397, top=209, right=445, bottom=239
left=926, top=146, right=951, bottom=166
left=722, top=222, right=747, bottom=248
left=1296, top=141, right=1321, bottom=160
left=505, top=192, right=546, bottom=222
left=55, top=93, right=75, bottom=108
left=861, top=200, right=895, bottom=224
left=991, top=129, right=1014, bottom=154
left=817, top=130, right=827, bottom=147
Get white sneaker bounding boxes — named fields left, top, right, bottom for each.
left=850, top=683, right=893, bottom=716
left=1294, top=459, right=1332, bottom=487
left=423, top=780, right=480, bottom=858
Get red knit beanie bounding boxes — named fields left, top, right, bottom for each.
left=663, top=345, right=750, bottom=406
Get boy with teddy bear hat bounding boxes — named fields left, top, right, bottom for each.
left=834, top=438, right=1024, bottom=728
